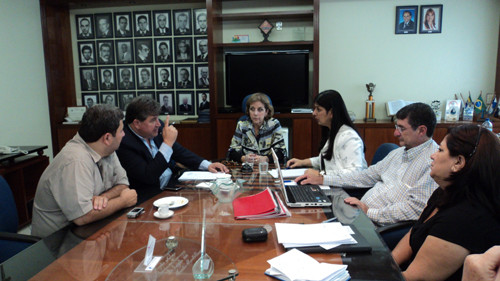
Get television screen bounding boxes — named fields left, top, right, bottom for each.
left=225, top=50, right=310, bottom=112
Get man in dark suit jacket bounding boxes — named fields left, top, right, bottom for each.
left=116, top=96, right=228, bottom=202
left=82, top=71, right=98, bottom=91
left=399, top=11, right=415, bottom=31
left=178, top=98, right=192, bottom=113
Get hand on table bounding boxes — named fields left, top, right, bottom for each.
left=294, top=174, right=324, bottom=185
left=208, top=162, right=229, bottom=173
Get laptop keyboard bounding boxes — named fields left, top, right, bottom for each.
left=287, top=185, right=320, bottom=202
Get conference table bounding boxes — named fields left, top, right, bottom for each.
left=1, top=164, right=403, bottom=280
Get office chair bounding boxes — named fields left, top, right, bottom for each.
left=238, top=94, right=273, bottom=122
left=0, top=176, right=40, bottom=263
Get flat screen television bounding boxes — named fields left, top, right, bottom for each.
left=225, top=50, right=310, bottom=112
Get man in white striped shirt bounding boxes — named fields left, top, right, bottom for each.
left=297, top=103, right=438, bottom=226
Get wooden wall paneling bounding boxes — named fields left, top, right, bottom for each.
left=363, top=127, right=398, bottom=165
left=215, top=118, right=238, bottom=159
left=292, top=118, right=313, bottom=159
left=176, top=125, right=212, bottom=160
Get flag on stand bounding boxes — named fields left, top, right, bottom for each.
left=474, top=93, right=484, bottom=115
left=487, top=96, right=497, bottom=115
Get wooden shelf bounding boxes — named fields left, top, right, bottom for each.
left=215, top=40, right=313, bottom=48
left=215, top=10, right=314, bottom=20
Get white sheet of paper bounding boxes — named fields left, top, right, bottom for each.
left=196, top=182, right=212, bottom=188
left=144, top=235, right=156, bottom=266
left=178, top=171, right=231, bottom=181
left=275, top=222, right=354, bottom=245
left=269, top=168, right=307, bottom=179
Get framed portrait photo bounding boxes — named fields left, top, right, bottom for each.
left=78, top=41, right=96, bottom=65
left=158, top=92, right=175, bottom=115
left=117, top=66, right=136, bottom=90
left=197, top=91, right=210, bottom=112
left=395, top=6, right=418, bottom=34
left=95, top=13, right=113, bottom=39
left=194, top=37, right=208, bottom=62
left=76, top=15, right=94, bottom=39
left=119, top=92, right=136, bottom=111
left=133, top=11, right=152, bottom=37
left=177, top=91, right=195, bottom=115
left=135, top=38, right=153, bottom=63
left=136, top=65, right=155, bottom=90
left=173, top=9, right=192, bottom=36
left=82, top=93, right=99, bottom=108
left=137, top=91, right=156, bottom=100
left=195, top=64, right=209, bottom=89
left=174, top=37, right=193, bottom=63
left=98, top=66, right=117, bottom=91
left=80, top=67, right=98, bottom=91
left=97, top=40, right=115, bottom=64
left=153, top=10, right=172, bottom=36
left=193, top=9, right=207, bottom=35
left=155, top=38, right=173, bottom=63
left=101, top=92, right=117, bottom=106
left=155, top=65, right=174, bottom=89
left=114, top=12, right=132, bottom=38
left=419, top=5, right=443, bottom=34
left=115, top=40, right=134, bottom=64
left=175, top=65, right=194, bottom=89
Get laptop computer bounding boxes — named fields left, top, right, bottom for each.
left=271, top=148, right=332, bottom=208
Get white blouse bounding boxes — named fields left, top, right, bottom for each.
left=309, top=125, right=367, bottom=177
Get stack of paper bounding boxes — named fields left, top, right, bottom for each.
left=275, top=223, right=357, bottom=250
left=269, top=168, right=307, bottom=179
left=265, top=248, right=350, bottom=281
left=178, top=171, right=231, bottom=181
left=232, top=188, right=291, bottom=220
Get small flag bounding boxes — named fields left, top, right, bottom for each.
left=474, top=93, right=484, bottom=115
left=466, top=93, right=472, bottom=107
left=488, top=96, right=498, bottom=115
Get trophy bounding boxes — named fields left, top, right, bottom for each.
left=364, top=83, right=376, bottom=122
left=258, top=19, right=274, bottom=42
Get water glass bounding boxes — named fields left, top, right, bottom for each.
left=259, top=162, right=269, bottom=174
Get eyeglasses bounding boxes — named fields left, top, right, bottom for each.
left=468, top=126, right=482, bottom=158
left=394, top=124, right=407, bottom=133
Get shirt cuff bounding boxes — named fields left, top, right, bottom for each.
left=199, top=160, right=211, bottom=171
left=158, top=142, right=173, bottom=162
left=323, top=175, right=334, bottom=186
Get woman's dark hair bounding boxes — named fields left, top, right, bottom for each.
left=314, top=90, right=364, bottom=160
left=440, top=125, right=500, bottom=218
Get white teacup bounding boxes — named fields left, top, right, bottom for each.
left=158, top=204, right=170, bottom=216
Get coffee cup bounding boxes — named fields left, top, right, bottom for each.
left=158, top=204, right=170, bottom=216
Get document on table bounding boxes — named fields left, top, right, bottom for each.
left=178, top=171, right=231, bottom=181
left=269, top=168, right=307, bottom=178
left=265, top=248, right=350, bottom=281
left=275, top=222, right=357, bottom=250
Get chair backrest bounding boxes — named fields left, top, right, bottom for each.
left=0, top=176, right=19, bottom=233
left=371, top=143, right=399, bottom=165
left=239, top=94, right=273, bottom=122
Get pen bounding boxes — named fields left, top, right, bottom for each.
left=322, top=217, right=337, bottom=223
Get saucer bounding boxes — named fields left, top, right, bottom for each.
left=154, top=210, right=174, bottom=219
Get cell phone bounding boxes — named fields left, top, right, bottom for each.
left=163, top=186, right=182, bottom=191
left=126, top=207, right=144, bottom=218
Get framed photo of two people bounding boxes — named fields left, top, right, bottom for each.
left=395, top=5, right=443, bottom=34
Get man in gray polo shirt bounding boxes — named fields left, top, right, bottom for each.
left=32, top=105, right=137, bottom=238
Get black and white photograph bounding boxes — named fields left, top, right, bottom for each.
left=153, top=10, right=172, bottom=36
left=195, top=37, right=208, bottom=62
left=197, top=92, right=210, bottom=111
left=395, top=6, right=418, bottom=34
left=80, top=67, right=98, bottom=91
left=177, top=92, right=194, bottom=115
left=101, top=92, right=117, bottom=106
left=115, top=40, right=134, bottom=64
left=95, top=13, right=113, bottom=38
left=82, top=93, right=99, bottom=108
left=134, top=11, right=152, bottom=37
left=156, top=65, right=174, bottom=89
left=174, top=37, right=193, bottom=63
left=78, top=41, right=96, bottom=65
left=136, top=65, right=154, bottom=89
left=114, top=12, right=132, bottom=37
left=193, top=9, right=207, bottom=35
left=76, top=15, right=94, bottom=39
left=158, top=92, right=175, bottom=115
left=97, top=41, right=115, bottom=64
left=175, top=65, right=194, bottom=89
left=135, top=39, right=153, bottom=63
left=117, top=66, right=136, bottom=90
left=119, top=92, right=136, bottom=111
left=138, top=91, right=155, bottom=100
left=173, top=9, right=192, bottom=36
left=419, top=5, right=443, bottom=34
left=99, top=67, right=117, bottom=90
left=155, top=38, right=173, bottom=63
left=196, top=64, right=209, bottom=89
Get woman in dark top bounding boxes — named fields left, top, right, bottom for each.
left=392, top=125, right=500, bottom=281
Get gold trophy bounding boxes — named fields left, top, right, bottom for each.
left=364, top=83, right=376, bottom=122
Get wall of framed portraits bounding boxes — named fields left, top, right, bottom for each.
left=71, top=4, right=210, bottom=117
